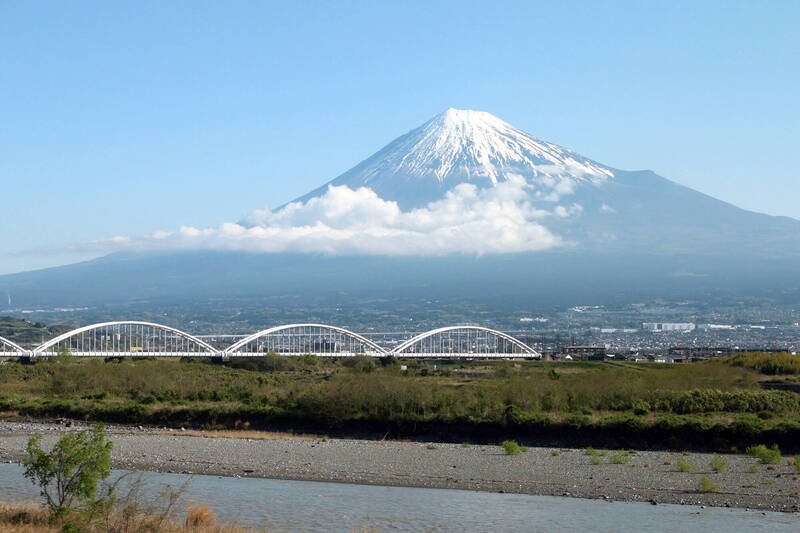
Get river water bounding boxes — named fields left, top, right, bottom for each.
left=0, top=463, right=796, bottom=532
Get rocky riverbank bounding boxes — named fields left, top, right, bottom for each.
left=0, top=421, right=797, bottom=513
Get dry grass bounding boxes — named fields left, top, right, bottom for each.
left=156, top=429, right=325, bottom=441
left=0, top=503, right=54, bottom=532
left=0, top=502, right=268, bottom=533
left=0, top=502, right=382, bottom=532
left=185, top=506, right=216, bottom=528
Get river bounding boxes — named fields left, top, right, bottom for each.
left=0, top=463, right=796, bottom=532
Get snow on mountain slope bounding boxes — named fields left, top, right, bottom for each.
left=294, top=108, right=614, bottom=209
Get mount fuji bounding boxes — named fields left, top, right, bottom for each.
left=2, top=108, right=799, bottom=313
left=286, top=108, right=799, bottom=256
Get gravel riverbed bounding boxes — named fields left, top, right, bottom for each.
left=0, top=421, right=797, bottom=513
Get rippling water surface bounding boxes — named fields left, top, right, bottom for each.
left=0, top=463, right=796, bottom=532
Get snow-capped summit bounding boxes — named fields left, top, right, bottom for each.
left=295, top=108, right=614, bottom=209
left=399, top=108, right=612, bottom=185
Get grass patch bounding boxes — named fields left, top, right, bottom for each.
left=590, top=456, right=603, bottom=465
left=551, top=450, right=560, bottom=456
left=610, top=451, right=630, bottom=464
left=698, top=476, right=719, bottom=493
left=159, top=429, right=322, bottom=441
left=709, top=454, right=727, bottom=473
left=460, top=442, right=471, bottom=448
left=426, top=444, right=437, bottom=450
left=747, top=464, right=759, bottom=473
left=676, top=457, right=693, bottom=472
left=501, top=440, right=527, bottom=455
left=746, top=444, right=781, bottom=464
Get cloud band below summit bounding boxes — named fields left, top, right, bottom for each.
left=67, top=178, right=577, bottom=256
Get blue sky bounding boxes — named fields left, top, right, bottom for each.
left=1, top=1, right=798, bottom=274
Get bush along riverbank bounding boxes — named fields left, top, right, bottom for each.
left=1, top=423, right=270, bottom=533
left=0, top=353, right=799, bottom=452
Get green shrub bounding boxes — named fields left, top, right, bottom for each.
left=551, top=449, right=560, bottom=456
left=724, top=352, right=800, bottom=375
left=494, top=365, right=514, bottom=378
left=590, top=456, right=602, bottom=465
left=793, top=456, right=800, bottom=473
left=461, top=442, right=471, bottom=448
left=22, top=425, right=112, bottom=518
left=342, top=355, right=377, bottom=373
left=227, top=353, right=297, bottom=372
left=53, top=346, right=75, bottom=365
left=746, top=444, right=781, bottom=464
left=426, top=444, right=437, bottom=450
left=585, top=447, right=607, bottom=457
left=377, top=355, right=399, bottom=367
left=501, top=440, right=527, bottom=455
left=709, top=454, right=727, bottom=472
left=610, top=451, right=630, bottom=464
left=632, top=400, right=650, bottom=416
left=698, top=476, right=719, bottom=493
left=676, top=457, right=693, bottom=472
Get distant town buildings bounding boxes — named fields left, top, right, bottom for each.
left=557, top=345, right=607, bottom=360
left=642, top=322, right=696, bottom=332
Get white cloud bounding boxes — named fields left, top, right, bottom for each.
left=553, top=203, right=584, bottom=218
left=59, top=178, right=582, bottom=256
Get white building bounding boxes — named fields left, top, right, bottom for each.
left=642, top=322, right=696, bottom=332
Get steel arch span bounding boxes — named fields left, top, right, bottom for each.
left=33, top=321, right=218, bottom=357
left=391, top=326, right=541, bottom=358
left=0, top=336, right=27, bottom=356
left=225, top=323, right=388, bottom=357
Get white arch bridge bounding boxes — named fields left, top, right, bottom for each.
left=3, top=322, right=541, bottom=359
